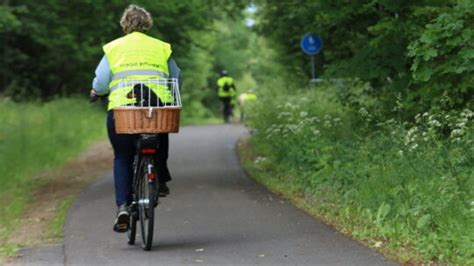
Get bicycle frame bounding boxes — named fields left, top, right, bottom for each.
left=127, top=134, right=160, bottom=250
left=131, top=134, right=160, bottom=208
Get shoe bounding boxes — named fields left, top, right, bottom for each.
left=159, top=182, right=170, bottom=197
left=113, top=204, right=129, bottom=233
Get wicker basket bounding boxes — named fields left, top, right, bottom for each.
left=114, top=107, right=181, bottom=134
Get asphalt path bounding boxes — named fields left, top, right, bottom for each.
left=30, top=124, right=395, bottom=265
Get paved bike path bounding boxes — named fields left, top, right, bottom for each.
left=62, top=124, right=394, bottom=265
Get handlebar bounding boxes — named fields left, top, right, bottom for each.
left=89, top=93, right=109, bottom=103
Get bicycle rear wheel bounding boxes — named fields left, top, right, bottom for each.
left=127, top=204, right=137, bottom=245
left=137, top=157, right=157, bottom=250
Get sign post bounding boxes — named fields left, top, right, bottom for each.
left=300, top=33, right=322, bottom=83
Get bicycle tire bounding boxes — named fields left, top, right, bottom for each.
left=127, top=207, right=137, bottom=245
left=137, top=157, right=156, bottom=251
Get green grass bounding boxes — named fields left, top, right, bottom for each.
left=0, top=98, right=106, bottom=246
left=0, top=244, right=20, bottom=257
left=242, top=84, right=474, bottom=264
left=181, top=98, right=221, bottom=125
left=182, top=115, right=222, bottom=125
left=47, top=196, right=75, bottom=240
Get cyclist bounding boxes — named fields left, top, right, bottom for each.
left=90, top=4, right=181, bottom=233
left=237, top=88, right=257, bottom=122
left=216, top=70, right=236, bottom=123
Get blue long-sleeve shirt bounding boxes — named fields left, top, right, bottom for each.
left=92, top=56, right=182, bottom=95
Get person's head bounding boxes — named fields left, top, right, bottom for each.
left=220, top=70, right=228, bottom=76
left=120, top=4, right=153, bottom=34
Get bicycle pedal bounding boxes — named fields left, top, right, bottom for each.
left=113, top=223, right=128, bottom=233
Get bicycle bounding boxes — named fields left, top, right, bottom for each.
left=126, top=133, right=160, bottom=250
left=90, top=78, right=181, bottom=251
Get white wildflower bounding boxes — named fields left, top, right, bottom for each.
left=288, top=124, right=299, bottom=133
left=415, top=113, right=421, bottom=122
left=409, top=143, right=419, bottom=151
left=428, top=119, right=441, bottom=127
left=450, top=129, right=464, bottom=138
left=359, top=108, right=369, bottom=117
left=277, top=112, right=291, bottom=119
left=254, top=156, right=268, bottom=164
left=461, top=109, right=473, bottom=119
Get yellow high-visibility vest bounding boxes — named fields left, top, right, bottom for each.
left=217, top=76, right=236, bottom=98
left=103, top=32, right=172, bottom=110
left=244, top=93, right=257, bottom=102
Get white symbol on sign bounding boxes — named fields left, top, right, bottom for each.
left=309, top=36, right=314, bottom=44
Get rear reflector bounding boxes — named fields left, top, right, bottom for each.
left=141, top=148, right=156, bottom=154
left=148, top=172, right=156, bottom=180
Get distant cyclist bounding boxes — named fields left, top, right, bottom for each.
left=216, top=70, right=236, bottom=123
left=90, top=4, right=182, bottom=232
left=238, top=88, right=257, bottom=122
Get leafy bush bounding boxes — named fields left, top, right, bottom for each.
left=246, top=82, right=473, bottom=264
left=408, top=0, right=474, bottom=109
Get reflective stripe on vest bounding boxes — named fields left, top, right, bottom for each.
left=111, top=69, right=169, bottom=82
left=103, top=32, right=172, bottom=110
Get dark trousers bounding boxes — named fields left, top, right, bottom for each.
left=106, top=111, right=171, bottom=207
left=220, top=97, right=232, bottom=122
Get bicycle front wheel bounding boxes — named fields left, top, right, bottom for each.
left=137, top=157, right=157, bottom=251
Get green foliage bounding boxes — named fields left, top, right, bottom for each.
left=0, top=1, right=247, bottom=100
left=254, top=0, right=470, bottom=116
left=0, top=0, right=254, bottom=122
left=242, top=21, right=474, bottom=262
left=212, top=18, right=253, bottom=77
left=408, top=0, right=474, bottom=108
left=245, top=82, right=473, bottom=263
left=0, top=98, right=106, bottom=243
left=2, top=0, right=121, bottom=99
left=0, top=5, right=22, bottom=32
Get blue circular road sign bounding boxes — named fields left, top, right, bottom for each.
left=300, top=33, right=322, bottom=55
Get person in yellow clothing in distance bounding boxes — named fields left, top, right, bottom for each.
left=237, top=88, right=257, bottom=122
left=216, top=70, right=236, bottom=123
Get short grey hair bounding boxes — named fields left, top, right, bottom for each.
left=120, top=4, right=153, bottom=34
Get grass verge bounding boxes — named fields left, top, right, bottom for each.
left=238, top=138, right=421, bottom=263
left=0, top=140, right=113, bottom=263
left=241, top=84, right=473, bottom=264
left=0, top=98, right=107, bottom=259
left=46, top=196, right=75, bottom=241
